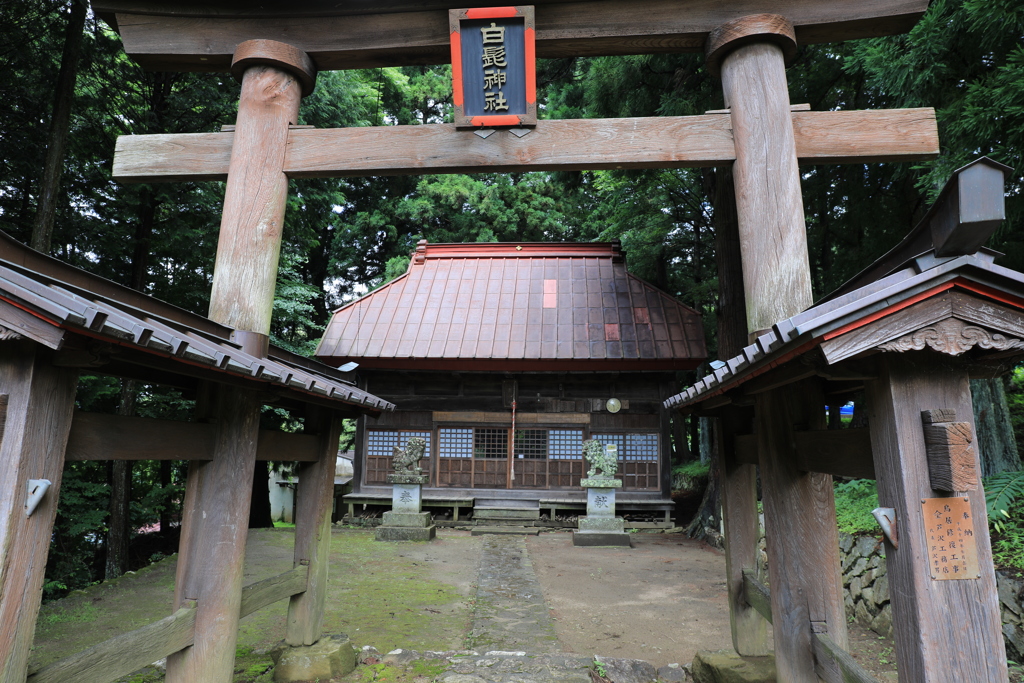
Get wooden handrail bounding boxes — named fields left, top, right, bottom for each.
left=27, top=566, right=308, bottom=683
left=741, top=569, right=881, bottom=683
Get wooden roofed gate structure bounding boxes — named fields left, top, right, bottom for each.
left=9, top=0, right=1014, bottom=682
left=316, top=240, right=705, bottom=524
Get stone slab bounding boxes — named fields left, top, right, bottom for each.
left=391, top=483, right=423, bottom=512
left=382, top=510, right=432, bottom=527
left=270, top=634, right=357, bottom=682
left=471, top=526, right=541, bottom=536
left=387, top=473, right=429, bottom=485
left=691, top=650, right=776, bottom=683
left=587, top=487, right=617, bottom=517
left=375, top=524, right=437, bottom=541
left=581, top=479, right=623, bottom=488
left=572, top=531, right=632, bottom=547
left=578, top=516, right=625, bottom=533
left=474, top=508, right=541, bottom=520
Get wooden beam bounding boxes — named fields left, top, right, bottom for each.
left=736, top=428, right=874, bottom=478
left=103, top=0, right=929, bottom=72
left=112, top=109, right=939, bottom=183
left=741, top=569, right=773, bottom=624
left=741, top=571, right=882, bottom=683
left=794, top=428, right=875, bottom=479
left=0, top=344, right=79, bottom=683
left=812, top=633, right=884, bottom=683
left=27, top=606, right=197, bottom=683
left=63, top=411, right=319, bottom=462
left=28, top=566, right=308, bottom=683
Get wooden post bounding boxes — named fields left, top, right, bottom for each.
left=0, top=342, right=79, bottom=682
left=208, top=39, right=315, bottom=335
left=713, top=164, right=769, bottom=655
left=165, top=386, right=261, bottom=682
left=866, top=354, right=1007, bottom=682
left=167, top=39, right=316, bottom=683
left=706, top=14, right=812, bottom=335
left=717, top=409, right=769, bottom=655
left=755, top=380, right=847, bottom=682
left=287, top=410, right=343, bottom=646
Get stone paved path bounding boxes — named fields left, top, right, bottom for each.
left=467, top=536, right=560, bottom=653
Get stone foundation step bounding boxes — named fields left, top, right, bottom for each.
left=473, top=507, right=541, bottom=521
left=471, top=526, right=541, bottom=536
left=475, top=498, right=539, bottom=508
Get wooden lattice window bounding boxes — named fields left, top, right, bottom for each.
left=364, top=429, right=432, bottom=485
left=548, top=429, right=583, bottom=460
left=474, top=428, right=508, bottom=458
left=514, top=429, right=548, bottom=459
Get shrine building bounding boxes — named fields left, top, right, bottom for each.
left=315, top=240, right=707, bottom=525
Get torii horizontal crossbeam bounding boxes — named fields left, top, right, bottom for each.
left=98, top=0, right=929, bottom=72
left=112, top=109, right=939, bottom=183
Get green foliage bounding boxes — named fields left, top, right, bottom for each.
left=1007, top=367, right=1024, bottom=451
left=985, top=470, right=1024, bottom=533
left=673, top=461, right=710, bottom=479
left=833, top=479, right=881, bottom=536
left=991, top=496, right=1024, bottom=571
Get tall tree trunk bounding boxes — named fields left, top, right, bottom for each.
left=248, top=461, right=274, bottom=528
left=971, top=378, right=1021, bottom=476
left=106, top=380, right=136, bottom=580
left=31, top=0, right=86, bottom=253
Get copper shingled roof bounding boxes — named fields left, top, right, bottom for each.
left=316, top=241, right=706, bottom=371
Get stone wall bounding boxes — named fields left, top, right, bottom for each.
left=759, top=531, right=1024, bottom=658
left=839, top=533, right=1024, bottom=659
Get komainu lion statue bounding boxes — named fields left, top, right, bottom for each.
left=392, top=437, right=426, bottom=474
left=583, top=439, right=618, bottom=479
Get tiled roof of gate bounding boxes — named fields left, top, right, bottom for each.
left=316, top=241, right=706, bottom=370
left=0, top=231, right=392, bottom=414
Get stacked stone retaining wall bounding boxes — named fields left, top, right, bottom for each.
left=758, top=531, right=1024, bottom=659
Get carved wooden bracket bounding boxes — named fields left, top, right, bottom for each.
left=921, top=409, right=978, bottom=492
left=878, top=318, right=1024, bottom=356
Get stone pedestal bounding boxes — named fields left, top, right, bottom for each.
left=270, top=634, right=357, bottom=682
left=376, top=473, right=436, bottom=542
left=574, top=479, right=631, bottom=547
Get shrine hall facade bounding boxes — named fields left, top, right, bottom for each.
left=316, top=241, right=706, bottom=520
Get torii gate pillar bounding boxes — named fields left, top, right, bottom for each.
left=166, top=40, right=318, bottom=683
left=707, top=15, right=846, bottom=682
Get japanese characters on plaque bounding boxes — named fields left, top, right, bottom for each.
left=449, top=6, right=536, bottom=128
left=922, top=496, right=980, bottom=581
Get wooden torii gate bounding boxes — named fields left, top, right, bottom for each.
left=93, top=1, right=941, bottom=682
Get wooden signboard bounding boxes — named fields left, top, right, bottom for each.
left=922, top=496, right=980, bottom=580
left=450, top=6, right=536, bottom=128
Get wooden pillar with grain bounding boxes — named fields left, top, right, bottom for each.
left=706, top=16, right=845, bottom=679
left=755, top=380, right=847, bottom=682
left=706, top=15, right=812, bottom=337
left=866, top=354, right=1007, bottom=682
left=717, top=409, right=769, bottom=655
left=165, top=39, right=317, bottom=683
left=287, top=409, right=343, bottom=645
left=713, top=165, right=769, bottom=656
left=0, top=343, right=79, bottom=683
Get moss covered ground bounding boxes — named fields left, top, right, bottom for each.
left=30, top=528, right=472, bottom=683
